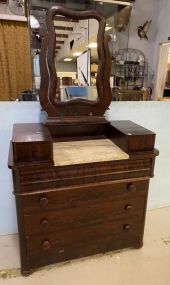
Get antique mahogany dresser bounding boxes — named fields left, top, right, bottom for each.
left=8, top=6, right=158, bottom=275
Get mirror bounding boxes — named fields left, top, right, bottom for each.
left=54, top=18, right=99, bottom=102
left=39, top=6, right=112, bottom=117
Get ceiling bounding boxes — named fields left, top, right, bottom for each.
left=29, top=0, right=133, bottom=60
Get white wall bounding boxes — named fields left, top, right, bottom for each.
left=129, top=0, right=159, bottom=68
left=128, top=0, right=170, bottom=93
left=106, top=101, right=170, bottom=210
left=128, top=0, right=160, bottom=88
left=1, top=101, right=170, bottom=235
left=0, top=103, right=46, bottom=235
left=57, top=62, right=77, bottom=72
left=152, top=0, right=170, bottom=73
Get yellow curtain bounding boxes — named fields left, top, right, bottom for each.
left=0, top=20, right=32, bottom=101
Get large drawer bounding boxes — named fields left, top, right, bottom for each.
left=26, top=215, right=142, bottom=268
left=21, top=179, right=149, bottom=215
left=24, top=196, right=145, bottom=235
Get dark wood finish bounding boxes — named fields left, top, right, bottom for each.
left=12, top=124, right=53, bottom=164
left=9, top=120, right=158, bottom=275
left=9, top=3, right=157, bottom=276
left=62, top=77, right=73, bottom=86
left=107, top=120, right=155, bottom=153
left=39, top=6, right=112, bottom=118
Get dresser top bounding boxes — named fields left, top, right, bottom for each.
left=12, top=123, right=52, bottom=143
left=111, top=121, right=155, bottom=136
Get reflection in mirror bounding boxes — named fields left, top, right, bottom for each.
left=0, top=0, right=154, bottom=100
left=29, top=0, right=127, bottom=103
left=54, top=17, right=99, bottom=102
left=112, top=48, right=148, bottom=101
left=2, top=0, right=170, bottom=101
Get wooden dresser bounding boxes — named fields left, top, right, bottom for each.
left=8, top=6, right=158, bottom=275
left=8, top=120, right=158, bottom=275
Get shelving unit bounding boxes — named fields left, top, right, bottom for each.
left=112, top=48, right=147, bottom=90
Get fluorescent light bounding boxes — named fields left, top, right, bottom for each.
left=88, top=43, right=97, bottom=48
left=94, top=0, right=131, bottom=6
left=161, top=42, right=170, bottom=46
left=64, top=58, right=72, bottom=62
left=73, top=52, right=83, bottom=57
left=105, top=26, right=112, bottom=31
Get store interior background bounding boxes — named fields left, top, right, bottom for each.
left=0, top=0, right=170, bottom=235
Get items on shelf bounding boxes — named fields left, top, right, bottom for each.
left=112, top=48, right=147, bottom=90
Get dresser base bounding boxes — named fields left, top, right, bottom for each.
left=8, top=120, right=158, bottom=275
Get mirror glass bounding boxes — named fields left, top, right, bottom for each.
left=54, top=17, right=99, bottom=102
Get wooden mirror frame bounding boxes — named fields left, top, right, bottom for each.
left=39, top=6, right=112, bottom=118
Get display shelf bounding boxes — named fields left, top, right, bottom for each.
left=112, top=48, right=147, bottom=90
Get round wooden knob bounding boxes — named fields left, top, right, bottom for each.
left=39, top=196, right=49, bottom=206
left=127, top=183, right=136, bottom=193
left=123, top=224, right=131, bottom=231
left=42, top=239, right=51, bottom=250
left=40, top=218, right=49, bottom=229
left=125, top=204, right=133, bottom=211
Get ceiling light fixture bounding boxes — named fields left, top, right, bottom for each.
left=73, top=52, right=83, bottom=57
left=162, top=42, right=170, bottom=46
left=95, top=0, right=131, bottom=6
left=105, top=26, right=112, bottom=31
left=88, top=43, right=97, bottom=48
left=64, top=58, right=72, bottom=62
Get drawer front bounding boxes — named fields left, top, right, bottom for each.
left=19, top=158, right=152, bottom=192
left=26, top=215, right=142, bottom=268
left=22, top=179, right=149, bottom=215
left=24, top=197, right=145, bottom=235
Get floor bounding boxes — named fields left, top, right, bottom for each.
left=0, top=207, right=170, bottom=285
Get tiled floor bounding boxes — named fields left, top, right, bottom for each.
left=0, top=207, right=170, bottom=285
